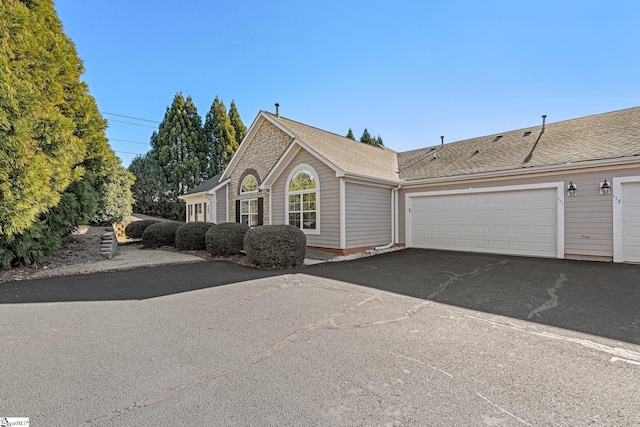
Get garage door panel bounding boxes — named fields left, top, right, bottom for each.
left=621, top=182, right=640, bottom=262
left=410, top=188, right=557, bottom=257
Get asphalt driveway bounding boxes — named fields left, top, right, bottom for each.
left=306, top=249, right=640, bottom=345
left=2, top=249, right=640, bottom=425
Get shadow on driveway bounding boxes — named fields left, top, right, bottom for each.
left=0, top=262, right=280, bottom=304
left=2, top=249, right=639, bottom=346
left=305, top=249, right=640, bottom=345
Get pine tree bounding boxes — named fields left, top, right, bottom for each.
left=360, top=128, right=374, bottom=145
left=203, top=97, right=237, bottom=175
left=346, top=128, right=355, bottom=140
left=357, top=128, right=384, bottom=146
left=228, top=100, right=247, bottom=148
left=149, top=93, right=205, bottom=219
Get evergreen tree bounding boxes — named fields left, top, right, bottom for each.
left=228, top=100, right=247, bottom=148
left=358, top=128, right=384, bottom=146
left=360, top=128, right=374, bottom=145
left=128, top=153, right=167, bottom=217
left=0, top=0, right=133, bottom=267
left=150, top=93, right=205, bottom=219
left=345, top=128, right=355, bottom=140
left=203, top=97, right=236, bottom=175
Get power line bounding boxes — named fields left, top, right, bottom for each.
left=110, top=138, right=149, bottom=145
left=114, top=150, right=145, bottom=156
left=101, top=111, right=160, bottom=124
left=107, top=119, right=157, bottom=129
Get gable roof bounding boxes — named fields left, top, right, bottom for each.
left=263, top=112, right=399, bottom=182
left=183, top=174, right=222, bottom=195
left=398, top=106, right=640, bottom=181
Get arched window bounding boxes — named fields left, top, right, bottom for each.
left=241, top=175, right=258, bottom=193
left=286, top=165, right=319, bottom=233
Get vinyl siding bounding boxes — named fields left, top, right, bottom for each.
left=216, top=187, right=227, bottom=223
left=271, top=149, right=340, bottom=248
left=345, top=182, right=392, bottom=248
left=398, top=165, right=640, bottom=259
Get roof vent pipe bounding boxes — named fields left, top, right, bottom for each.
left=541, top=114, right=546, bottom=130
left=440, top=135, right=444, bottom=147
left=275, top=103, right=280, bottom=117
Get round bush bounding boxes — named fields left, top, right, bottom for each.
left=125, top=219, right=160, bottom=239
left=206, top=222, right=249, bottom=255
left=244, top=225, right=306, bottom=268
left=142, top=221, right=182, bottom=248
left=175, top=222, right=215, bottom=250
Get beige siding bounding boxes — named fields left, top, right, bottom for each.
left=345, top=182, right=392, bottom=248
left=216, top=187, right=227, bottom=223
left=271, top=149, right=341, bottom=248
left=398, top=165, right=640, bottom=259
left=228, top=120, right=293, bottom=224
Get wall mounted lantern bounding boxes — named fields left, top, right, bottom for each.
left=600, top=179, right=611, bottom=195
left=567, top=181, right=577, bottom=196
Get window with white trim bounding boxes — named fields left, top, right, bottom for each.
left=240, top=198, right=259, bottom=227
left=241, top=175, right=258, bottom=193
left=286, top=166, right=318, bottom=232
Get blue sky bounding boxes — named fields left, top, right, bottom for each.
left=55, top=1, right=640, bottom=167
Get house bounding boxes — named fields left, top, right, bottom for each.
left=180, top=106, right=640, bottom=263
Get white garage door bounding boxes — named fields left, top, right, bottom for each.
left=621, top=182, right=640, bottom=263
left=409, top=188, right=558, bottom=257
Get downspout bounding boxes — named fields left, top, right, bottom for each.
left=375, top=183, right=402, bottom=250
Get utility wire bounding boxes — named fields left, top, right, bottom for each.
left=114, top=150, right=145, bottom=156
left=107, top=119, right=157, bottom=129
left=110, top=138, right=149, bottom=145
left=101, top=111, right=160, bottom=124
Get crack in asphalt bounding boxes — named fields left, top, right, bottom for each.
left=78, top=288, right=381, bottom=426
left=428, top=259, right=510, bottom=300
left=527, top=273, right=567, bottom=319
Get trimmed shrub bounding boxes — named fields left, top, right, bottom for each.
left=175, top=222, right=215, bottom=250
left=206, top=222, right=249, bottom=255
left=125, top=219, right=160, bottom=239
left=244, top=225, right=306, bottom=268
left=141, top=221, right=182, bottom=248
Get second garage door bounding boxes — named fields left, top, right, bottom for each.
left=408, top=187, right=559, bottom=258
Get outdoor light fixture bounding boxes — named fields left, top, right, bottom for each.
left=600, top=179, right=611, bottom=195
left=567, top=181, right=577, bottom=196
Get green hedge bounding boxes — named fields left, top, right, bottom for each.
left=141, top=221, right=182, bottom=248
left=175, top=222, right=215, bottom=250
left=244, top=225, right=306, bottom=268
left=206, top=222, right=249, bottom=255
left=125, top=219, right=160, bottom=239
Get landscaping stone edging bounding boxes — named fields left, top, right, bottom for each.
left=100, top=232, right=118, bottom=259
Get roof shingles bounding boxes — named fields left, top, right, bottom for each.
left=398, top=106, right=640, bottom=181
left=265, top=112, right=399, bottom=181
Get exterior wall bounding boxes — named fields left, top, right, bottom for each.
left=271, top=149, right=341, bottom=249
left=345, top=181, right=392, bottom=248
left=215, top=186, right=227, bottom=223
left=181, top=194, right=212, bottom=223
left=398, top=164, right=640, bottom=259
left=227, top=120, right=293, bottom=224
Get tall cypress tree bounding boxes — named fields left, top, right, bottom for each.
left=228, top=100, right=247, bottom=148
left=203, top=97, right=236, bottom=175
left=150, top=93, right=205, bottom=219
